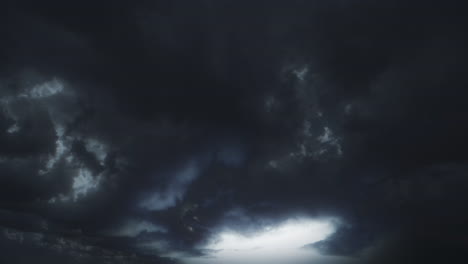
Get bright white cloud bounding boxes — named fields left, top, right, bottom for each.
left=207, top=218, right=335, bottom=251
left=185, top=217, right=339, bottom=264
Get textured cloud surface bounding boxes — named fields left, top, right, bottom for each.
left=1, top=1, right=468, bottom=263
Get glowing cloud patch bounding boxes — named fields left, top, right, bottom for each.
left=7, top=123, right=20, bottom=134
left=24, top=79, right=64, bottom=98
left=190, top=217, right=338, bottom=264
left=208, top=218, right=335, bottom=251
left=72, top=168, right=102, bottom=201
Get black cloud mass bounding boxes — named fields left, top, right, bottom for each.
left=1, top=1, right=468, bottom=264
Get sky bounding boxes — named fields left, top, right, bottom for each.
left=1, top=1, right=468, bottom=263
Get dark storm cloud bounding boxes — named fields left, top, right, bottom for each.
left=1, top=0, right=468, bottom=263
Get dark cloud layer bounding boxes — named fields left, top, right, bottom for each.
left=1, top=1, right=468, bottom=263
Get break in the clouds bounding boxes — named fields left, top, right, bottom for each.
left=1, top=1, right=468, bottom=264
left=190, top=217, right=339, bottom=264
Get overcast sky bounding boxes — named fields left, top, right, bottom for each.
left=1, top=1, right=467, bottom=264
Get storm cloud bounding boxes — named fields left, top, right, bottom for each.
left=1, top=0, right=468, bottom=263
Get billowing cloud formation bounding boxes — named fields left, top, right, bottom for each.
left=1, top=1, right=468, bottom=264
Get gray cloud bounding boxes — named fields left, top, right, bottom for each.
left=1, top=1, right=467, bottom=263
